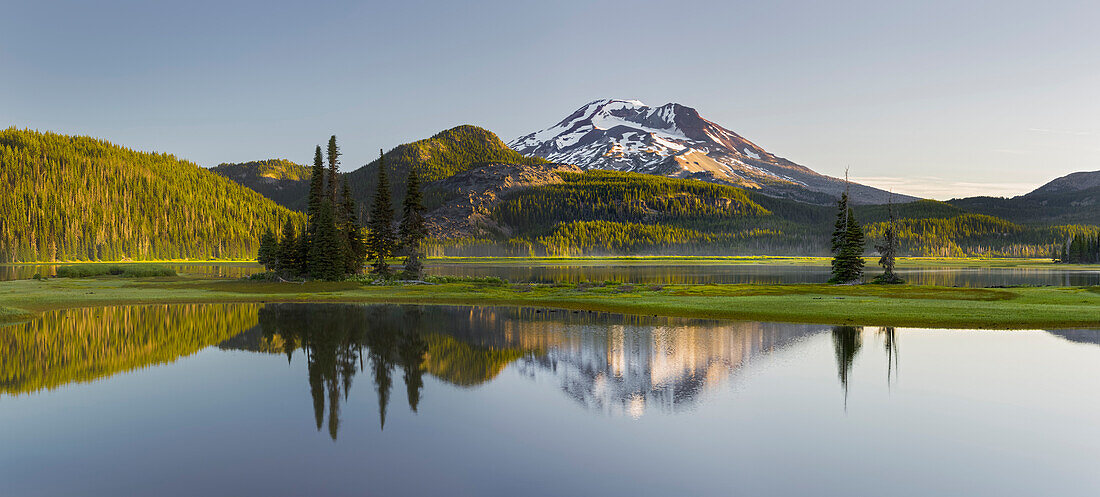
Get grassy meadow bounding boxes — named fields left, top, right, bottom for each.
left=1, top=274, right=1099, bottom=329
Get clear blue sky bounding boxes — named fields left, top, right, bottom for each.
left=3, top=0, right=1098, bottom=199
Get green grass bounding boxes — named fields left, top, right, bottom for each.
left=54, top=264, right=177, bottom=278
left=2, top=277, right=1099, bottom=329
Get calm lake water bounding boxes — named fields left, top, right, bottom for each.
left=2, top=303, right=1099, bottom=496
left=429, top=262, right=1100, bottom=287
left=4, top=262, right=1100, bottom=287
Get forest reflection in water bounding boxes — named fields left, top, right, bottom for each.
left=5, top=303, right=1097, bottom=440
left=5, top=304, right=1100, bottom=497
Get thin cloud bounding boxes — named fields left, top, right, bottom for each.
left=852, top=176, right=1035, bottom=200
left=1027, top=127, right=1098, bottom=136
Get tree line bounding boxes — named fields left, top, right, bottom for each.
left=256, top=136, right=427, bottom=280
left=1058, top=233, right=1100, bottom=263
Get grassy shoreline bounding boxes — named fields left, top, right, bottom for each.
left=1, top=277, right=1099, bottom=330
left=2, top=256, right=1089, bottom=269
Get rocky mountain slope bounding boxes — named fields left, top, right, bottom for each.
left=423, top=162, right=583, bottom=238
left=510, top=99, right=914, bottom=205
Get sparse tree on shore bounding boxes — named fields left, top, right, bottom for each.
left=829, top=172, right=865, bottom=284
left=872, top=196, right=903, bottom=284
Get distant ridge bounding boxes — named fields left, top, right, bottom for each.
left=212, top=159, right=311, bottom=211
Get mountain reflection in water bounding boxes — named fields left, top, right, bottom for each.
left=7, top=303, right=1097, bottom=441
left=222, top=304, right=831, bottom=433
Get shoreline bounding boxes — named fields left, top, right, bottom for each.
left=1, top=277, right=1098, bottom=330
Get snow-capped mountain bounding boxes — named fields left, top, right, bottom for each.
left=510, top=99, right=912, bottom=204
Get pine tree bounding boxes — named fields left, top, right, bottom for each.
left=257, top=228, right=278, bottom=272
left=872, top=197, right=902, bottom=284
left=399, top=169, right=427, bottom=280
left=366, top=150, right=396, bottom=276
left=277, top=219, right=300, bottom=276
left=308, top=200, right=344, bottom=281
left=341, top=178, right=366, bottom=274
left=327, top=135, right=340, bottom=202
left=829, top=175, right=865, bottom=284
left=830, top=192, right=850, bottom=256
left=309, top=145, right=325, bottom=218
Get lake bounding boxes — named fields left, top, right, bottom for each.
left=5, top=261, right=1100, bottom=287
left=429, top=262, right=1100, bottom=287
left=2, top=303, right=1099, bottom=496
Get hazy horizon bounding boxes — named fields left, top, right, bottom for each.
left=4, top=0, right=1098, bottom=200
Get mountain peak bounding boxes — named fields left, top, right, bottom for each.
left=510, top=99, right=912, bottom=205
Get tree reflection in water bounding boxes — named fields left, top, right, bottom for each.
left=832, top=325, right=863, bottom=407
left=247, top=304, right=833, bottom=434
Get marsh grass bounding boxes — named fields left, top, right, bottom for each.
left=55, top=264, right=177, bottom=278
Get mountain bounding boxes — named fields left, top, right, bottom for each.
left=509, top=99, right=913, bottom=205
left=345, top=125, right=548, bottom=212
left=0, top=128, right=302, bottom=262
left=1026, top=170, right=1100, bottom=198
left=211, top=159, right=311, bottom=210
left=949, top=170, right=1100, bottom=225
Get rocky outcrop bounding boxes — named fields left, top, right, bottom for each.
left=424, top=162, right=582, bottom=238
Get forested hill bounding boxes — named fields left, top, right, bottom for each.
left=0, top=128, right=302, bottom=262
left=345, top=125, right=548, bottom=209
left=423, top=168, right=1090, bottom=257
left=949, top=187, right=1100, bottom=226
left=211, top=159, right=311, bottom=210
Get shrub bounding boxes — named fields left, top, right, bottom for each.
left=54, top=264, right=177, bottom=278
left=423, top=275, right=507, bottom=286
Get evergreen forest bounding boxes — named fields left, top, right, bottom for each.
left=0, top=128, right=301, bottom=262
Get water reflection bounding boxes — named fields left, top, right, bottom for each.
left=229, top=304, right=830, bottom=430
left=428, top=263, right=1100, bottom=287
left=513, top=319, right=819, bottom=417
left=0, top=304, right=260, bottom=396
left=11, top=302, right=1094, bottom=439
left=6, top=304, right=1100, bottom=496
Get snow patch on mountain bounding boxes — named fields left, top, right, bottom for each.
left=510, top=99, right=916, bottom=205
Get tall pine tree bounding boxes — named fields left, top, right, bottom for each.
left=341, top=177, right=366, bottom=274
left=308, top=200, right=344, bottom=280
left=257, top=228, right=278, bottom=272
left=366, top=150, right=396, bottom=276
left=399, top=169, right=427, bottom=280
left=327, top=135, right=340, bottom=203
left=306, top=144, right=326, bottom=255
left=277, top=218, right=301, bottom=276
left=829, top=178, right=865, bottom=284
